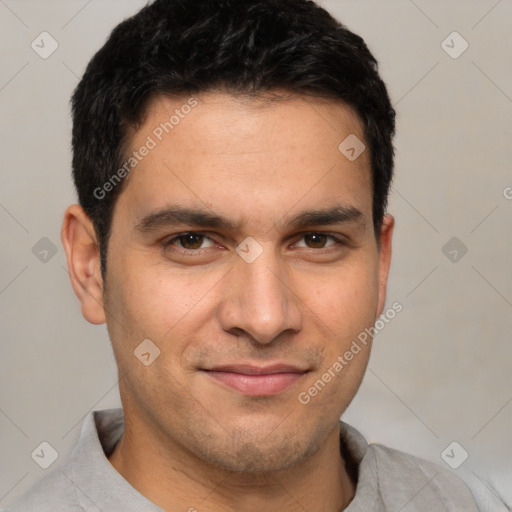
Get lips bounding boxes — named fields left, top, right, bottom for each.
left=202, top=363, right=309, bottom=396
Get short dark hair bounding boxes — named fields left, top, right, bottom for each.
left=71, top=0, right=396, bottom=279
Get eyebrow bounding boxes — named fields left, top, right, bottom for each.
left=134, top=203, right=365, bottom=234
left=135, top=205, right=236, bottom=233
left=283, top=205, right=364, bottom=231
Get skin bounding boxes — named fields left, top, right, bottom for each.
left=61, top=91, right=394, bottom=511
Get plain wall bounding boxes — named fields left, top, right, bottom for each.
left=1, top=0, right=511, bottom=507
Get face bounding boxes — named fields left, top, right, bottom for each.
left=67, top=91, right=393, bottom=473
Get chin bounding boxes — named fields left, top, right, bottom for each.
left=189, top=427, right=323, bottom=474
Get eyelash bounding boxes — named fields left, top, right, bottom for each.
left=162, top=231, right=346, bottom=254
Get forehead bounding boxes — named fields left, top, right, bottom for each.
left=115, top=91, right=372, bottom=232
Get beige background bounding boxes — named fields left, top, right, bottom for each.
left=1, top=0, right=511, bottom=508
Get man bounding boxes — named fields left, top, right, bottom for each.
left=7, top=0, right=480, bottom=510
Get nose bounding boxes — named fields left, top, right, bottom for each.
left=218, top=245, right=303, bottom=345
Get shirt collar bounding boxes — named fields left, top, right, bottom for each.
left=63, top=408, right=378, bottom=511
left=62, top=408, right=163, bottom=511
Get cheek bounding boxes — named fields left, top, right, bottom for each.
left=106, top=257, right=223, bottom=363
left=310, top=262, right=380, bottom=335
left=301, top=269, right=378, bottom=408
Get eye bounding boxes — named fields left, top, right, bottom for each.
left=164, top=232, right=215, bottom=251
left=294, top=233, right=342, bottom=249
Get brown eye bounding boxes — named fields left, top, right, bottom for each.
left=161, top=232, right=222, bottom=264
left=303, top=233, right=329, bottom=249
left=176, top=233, right=205, bottom=250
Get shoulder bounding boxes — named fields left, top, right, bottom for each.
left=368, top=443, right=480, bottom=510
left=5, top=465, right=83, bottom=511
left=340, top=422, right=481, bottom=510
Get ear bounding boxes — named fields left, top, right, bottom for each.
left=375, top=213, right=394, bottom=318
left=61, top=204, right=106, bottom=325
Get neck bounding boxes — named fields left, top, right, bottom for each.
left=108, top=414, right=355, bottom=512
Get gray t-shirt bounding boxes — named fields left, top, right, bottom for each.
left=6, top=408, right=480, bottom=511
